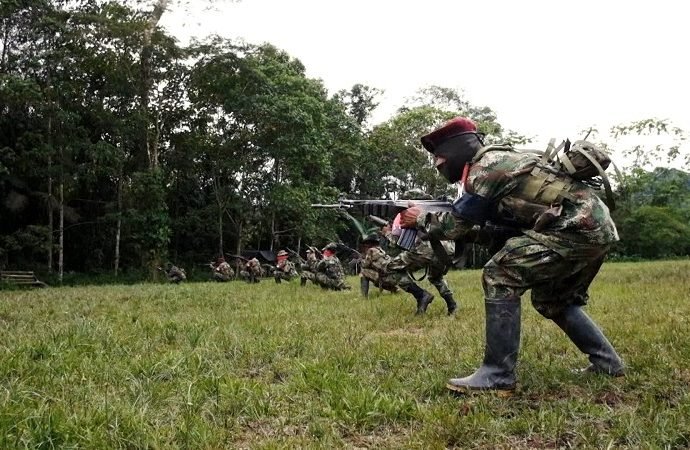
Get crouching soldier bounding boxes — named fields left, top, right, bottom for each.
left=161, top=263, right=186, bottom=284
left=211, top=257, right=234, bottom=282
left=314, top=243, right=350, bottom=291
left=300, top=246, right=319, bottom=286
left=239, top=257, right=262, bottom=283
left=274, top=250, right=298, bottom=283
left=360, top=234, right=399, bottom=298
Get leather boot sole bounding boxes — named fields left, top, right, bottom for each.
left=445, top=383, right=516, bottom=398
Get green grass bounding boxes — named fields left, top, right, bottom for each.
left=1, top=260, right=689, bottom=449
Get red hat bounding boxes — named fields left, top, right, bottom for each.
left=421, top=117, right=477, bottom=153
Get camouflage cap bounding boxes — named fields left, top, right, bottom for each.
left=277, top=250, right=288, bottom=257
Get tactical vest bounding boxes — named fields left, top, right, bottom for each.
left=472, top=140, right=616, bottom=231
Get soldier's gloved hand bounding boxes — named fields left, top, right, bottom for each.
left=399, top=206, right=422, bottom=229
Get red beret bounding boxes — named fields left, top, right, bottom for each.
left=421, top=117, right=477, bottom=153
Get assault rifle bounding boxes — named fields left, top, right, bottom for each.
left=225, top=254, right=249, bottom=262
left=311, top=198, right=454, bottom=251
left=285, top=248, right=306, bottom=265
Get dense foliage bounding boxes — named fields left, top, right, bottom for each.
left=1, top=1, right=688, bottom=280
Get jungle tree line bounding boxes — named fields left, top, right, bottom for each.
left=1, top=0, right=689, bottom=280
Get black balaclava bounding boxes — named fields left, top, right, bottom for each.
left=429, top=131, right=484, bottom=183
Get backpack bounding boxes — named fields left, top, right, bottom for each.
left=471, top=139, right=619, bottom=232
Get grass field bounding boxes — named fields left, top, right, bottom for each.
left=1, top=260, right=689, bottom=449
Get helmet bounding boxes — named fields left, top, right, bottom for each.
left=322, top=242, right=338, bottom=252
left=420, top=117, right=484, bottom=183
left=400, top=188, right=433, bottom=200
left=277, top=250, right=288, bottom=257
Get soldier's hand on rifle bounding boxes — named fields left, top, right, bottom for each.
left=400, top=206, right=422, bottom=228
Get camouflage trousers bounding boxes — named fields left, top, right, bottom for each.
left=213, top=272, right=232, bottom=282
left=239, top=270, right=261, bottom=283
left=315, top=273, right=349, bottom=291
left=274, top=271, right=296, bottom=282
left=483, top=235, right=609, bottom=319
left=384, top=241, right=453, bottom=297
left=301, top=270, right=316, bottom=283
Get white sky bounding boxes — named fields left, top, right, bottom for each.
left=162, top=0, right=689, bottom=151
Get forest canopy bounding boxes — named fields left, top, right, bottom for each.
left=1, top=1, right=688, bottom=281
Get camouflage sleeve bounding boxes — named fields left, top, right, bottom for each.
left=418, top=210, right=476, bottom=242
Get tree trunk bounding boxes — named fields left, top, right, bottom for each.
left=218, top=207, right=224, bottom=257
left=47, top=134, right=53, bottom=274
left=58, top=161, right=64, bottom=284
left=236, top=221, right=242, bottom=255
left=139, top=0, right=170, bottom=171
left=114, top=174, right=122, bottom=276
left=0, top=18, right=10, bottom=74
left=270, top=210, right=276, bottom=251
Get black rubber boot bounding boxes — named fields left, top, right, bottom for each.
left=442, top=293, right=458, bottom=316
left=275, top=276, right=281, bottom=284
left=447, top=298, right=521, bottom=395
left=300, top=277, right=307, bottom=287
left=404, top=283, right=434, bottom=315
left=551, top=305, right=625, bottom=377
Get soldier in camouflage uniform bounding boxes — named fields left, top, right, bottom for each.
left=274, top=250, right=298, bottom=283
left=315, top=243, right=350, bottom=291
left=383, top=191, right=459, bottom=315
left=211, top=257, right=234, bottom=282
left=401, top=117, right=624, bottom=395
left=360, top=233, right=399, bottom=297
left=385, top=235, right=457, bottom=315
left=300, top=247, right=319, bottom=286
left=239, top=257, right=262, bottom=283
left=162, top=263, right=186, bottom=284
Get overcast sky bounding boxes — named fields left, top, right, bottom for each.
left=162, top=0, right=689, bottom=150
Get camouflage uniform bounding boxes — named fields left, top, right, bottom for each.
left=274, top=250, right=298, bottom=283
left=416, top=117, right=624, bottom=394
left=239, top=258, right=262, bottom=283
left=300, top=249, right=319, bottom=286
left=424, top=149, right=619, bottom=318
left=315, top=247, right=350, bottom=291
left=360, top=245, right=399, bottom=293
left=385, top=233, right=455, bottom=305
left=165, top=265, right=186, bottom=284
left=212, top=261, right=234, bottom=282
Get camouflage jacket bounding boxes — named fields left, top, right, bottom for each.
left=246, top=258, right=263, bottom=276
left=276, top=259, right=298, bottom=276
left=421, top=148, right=619, bottom=256
left=316, top=255, right=345, bottom=281
left=301, top=254, right=318, bottom=272
left=214, top=261, right=234, bottom=277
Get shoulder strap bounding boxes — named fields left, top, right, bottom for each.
left=471, top=144, right=514, bottom=163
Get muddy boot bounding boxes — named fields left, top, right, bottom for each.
left=442, top=293, right=458, bottom=316
left=552, top=305, right=625, bottom=377
left=300, top=277, right=307, bottom=287
left=447, top=298, right=520, bottom=395
left=404, top=283, right=434, bottom=315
